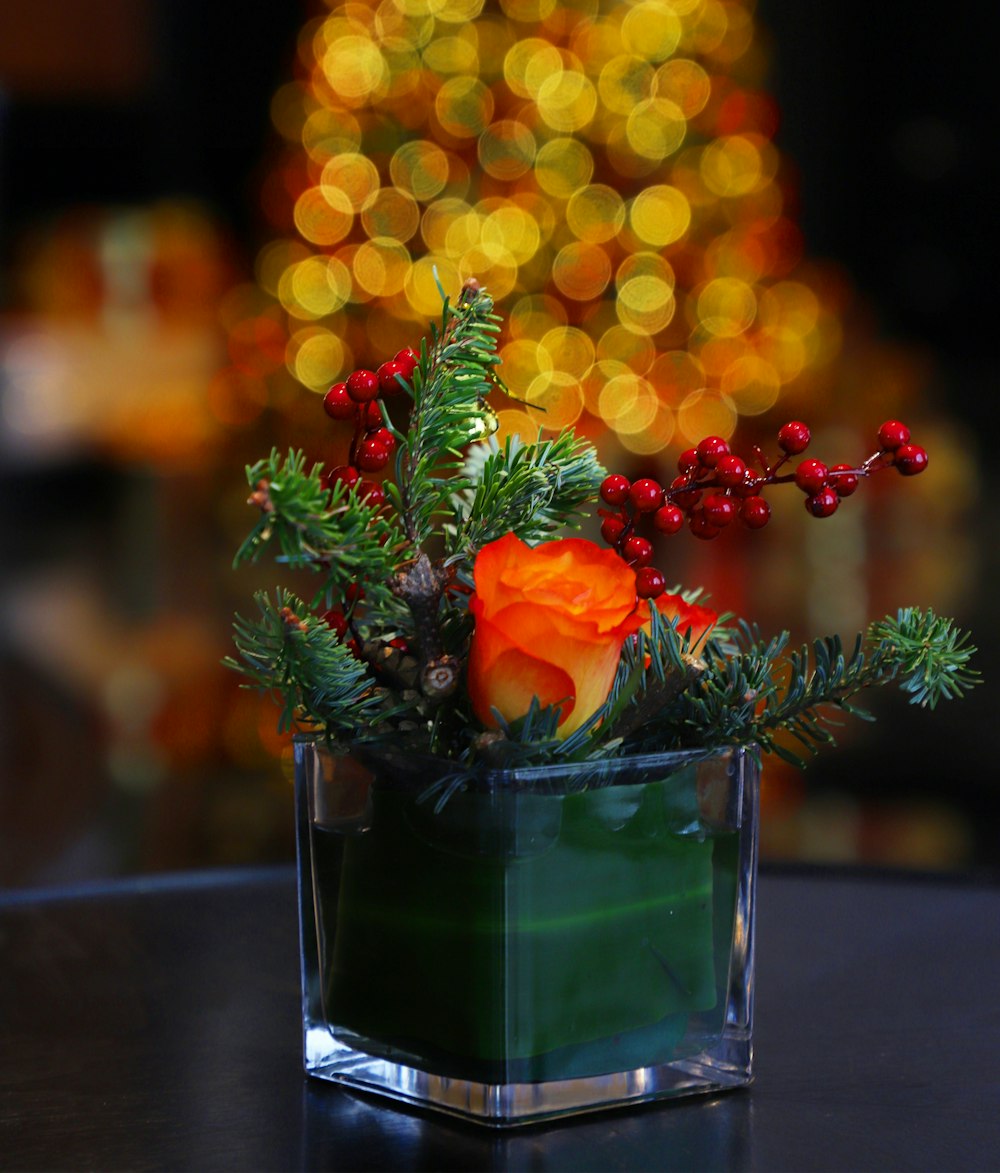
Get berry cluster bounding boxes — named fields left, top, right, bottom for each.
left=321, top=347, right=419, bottom=502
left=600, top=420, right=929, bottom=599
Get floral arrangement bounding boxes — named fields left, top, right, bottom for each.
left=229, top=280, right=977, bottom=773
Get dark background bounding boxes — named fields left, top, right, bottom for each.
left=1, top=0, right=996, bottom=883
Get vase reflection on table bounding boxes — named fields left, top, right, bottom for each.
left=295, top=737, right=759, bottom=1126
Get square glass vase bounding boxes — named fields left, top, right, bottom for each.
left=295, top=736, right=759, bottom=1127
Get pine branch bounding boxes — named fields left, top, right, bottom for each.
left=869, top=607, right=981, bottom=707
left=386, top=281, right=504, bottom=550
left=661, top=609, right=979, bottom=765
left=447, top=431, right=605, bottom=561
left=234, top=448, right=404, bottom=614
left=226, top=589, right=385, bottom=737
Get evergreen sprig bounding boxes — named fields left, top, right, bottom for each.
left=662, top=607, right=980, bottom=766
left=226, top=588, right=383, bottom=736
left=447, top=431, right=605, bottom=561
left=870, top=607, right=981, bottom=707
left=234, top=448, right=402, bottom=611
left=387, top=283, right=504, bottom=549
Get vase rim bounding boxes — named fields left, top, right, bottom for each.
left=294, top=734, right=752, bottom=785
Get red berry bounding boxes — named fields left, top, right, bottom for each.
left=622, top=534, right=654, bottom=566
left=778, top=421, right=811, bottom=454
left=688, top=509, right=721, bottom=540
left=696, top=435, right=730, bottom=468
left=368, top=426, right=396, bottom=455
left=600, top=515, right=627, bottom=545
left=323, top=382, right=356, bottom=421
left=894, top=443, right=928, bottom=476
left=828, top=463, right=859, bottom=497
left=794, top=458, right=829, bottom=495
left=323, top=608, right=348, bottom=638
left=703, top=493, right=736, bottom=527
left=324, top=464, right=360, bottom=491
left=394, top=347, right=419, bottom=379
left=357, top=437, right=390, bottom=471
left=358, top=479, right=385, bottom=506
left=630, top=477, right=664, bottom=512
left=678, top=448, right=700, bottom=474
left=388, top=636, right=410, bottom=652
left=345, top=583, right=365, bottom=605
left=805, top=486, right=839, bottom=517
left=600, top=474, right=631, bottom=506
left=362, top=400, right=384, bottom=428
left=635, top=566, right=667, bottom=599
left=669, top=474, right=702, bottom=511
left=715, top=454, right=747, bottom=488
left=734, top=468, right=763, bottom=498
left=878, top=419, right=911, bottom=451
left=741, top=495, right=771, bottom=528
left=377, top=359, right=407, bottom=396
left=346, top=369, right=381, bottom=402
left=653, top=503, right=684, bottom=534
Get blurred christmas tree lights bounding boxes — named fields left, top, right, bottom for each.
left=222, top=0, right=850, bottom=456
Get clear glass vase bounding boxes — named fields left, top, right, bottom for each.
left=294, top=737, right=759, bottom=1127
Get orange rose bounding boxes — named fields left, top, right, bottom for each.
left=468, top=533, right=647, bottom=737
left=651, top=591, right=717, bottom=655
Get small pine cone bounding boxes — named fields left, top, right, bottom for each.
left=421, top=655, right=459, bottom=700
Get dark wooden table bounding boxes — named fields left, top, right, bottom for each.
left=2, top=864, right=998, bottom=1172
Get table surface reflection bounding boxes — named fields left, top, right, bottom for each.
left=2, top=864, right=998, bottom=1172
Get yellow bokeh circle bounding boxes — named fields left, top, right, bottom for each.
left=621, top=1, right=682, bottom=62
left=598, top=55, right=656, bottom=116
left=696, top=277, right=757, bottom=337
left=360, top=187, right=420, bottom=241
left=499, top=0, right=558, bottom=22
left=404, top=254, right=461, bottom=315
left=534, top=138, right=594, bottom=199
left=700, top=135, right=764, bottom=197
left=525, top=370, right=585, bottom=430
left=303, top=108, right=362, bottom=162
left=321, top=35, right=388, bottom=103
left=655, top=58, right=711, bottom=119
left=626, top=98, right=687, bottom=161
left=566, top=185, right=626, bottom=243
left=630, top=185, right=691, bottom=246
left=477, top=119, right=538, bottom=181
left=597, top=324, right=656, bottom=373
left=536, top=69, right=598, bottom=133
left=503, top=38, right=563, bottom=99
left=290, top=256, right=352, bottom=317
left=435, top=75, right=494, bottom=138
left=290, top=328, right=348, bottom=390
left=500, top=338, right=548, bottom=394
left=420, top=197, right=471, bottom=251
left=538, top=326, right=595, bottom=380
left=390, top=140, right=451, bottom=202
left=422, top=34, right=479, bottom=75
left=616, top=275, right=676, bottom=335
left=620, top=403, right=676, bottom=454
left=648, top=349, right=706, bottom=403
left=494, top=407, right=539, bottom=445
left=353, top=238, right=412, bottom=297
left=677, top=389, right=737, bottom=443
left=720, top=355, right=781, bottom=415
left=320, top=153, right=380, bottom=212
left=551, top=242, right=612, bottom=301
left=293, top=186, right=354, bottom=246
left=481, top=204, right=540, bottom=265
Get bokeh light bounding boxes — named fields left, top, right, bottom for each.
left=230, top=0, right=854, bottom=450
